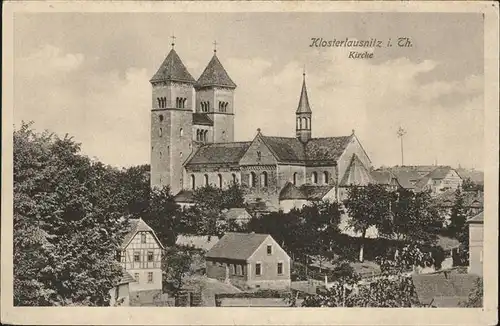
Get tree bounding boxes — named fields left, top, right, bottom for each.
left=343, top=184, right=392, bottom=262
left=460, top=277, right=483, bottom=307
left=162, top=247, right=194, bottom=298
left=14, top=122, right=128, bottom=306
left=462, top=177, right=483, bottom=192
left=447, top=188, right=469, bottom=265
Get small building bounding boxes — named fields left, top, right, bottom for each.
left=118, top=218, right=164, bottom=293
left=205, top=232, right=291, bottom=290
left=109, top=269, right=135, bottom=306
left=174, top=189, right=196, bottom=209
left=222, top=208, right=253, bottom=226
left=467, top=211, right=483, bottom=276
left=414, top=166, right=463, bottom=195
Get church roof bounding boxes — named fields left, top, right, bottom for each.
left=150, top=49, right=196, bottom=84
left=192, top=113, right=214, bottom=126
left=260, top=135, right=352, bottom=164
left=340, top=154, right=375, bottom=186
left=196, top=54, right=236, bottom=89
left=185, top=141, right=252, bottom=166
left=296, top=74, right=312, bottom=114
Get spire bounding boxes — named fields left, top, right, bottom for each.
left=196, top=51, right=236, bottom=89
left=296, top=71, right=312, bottom=114
left=150, top=47, right=195, bottom=84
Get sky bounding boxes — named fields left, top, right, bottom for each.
left=14, top=12, right=484, bottom=169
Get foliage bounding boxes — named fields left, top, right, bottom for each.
left=446, top=188, right=470, bottom=265
left=13, top=122, right=128, bottom=306
left=459, top=277, right=483, bottom=307
left=162, top=247, right=194, bottom=297
left=301, top=274, right=419, bottom=307
left=461, top=177, right=484, bottom=192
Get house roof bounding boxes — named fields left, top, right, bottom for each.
left=456, top=168, right=484, bottom=185
left=260, top=135, right=352, bottom=164
left=339, top=154, right=375, bottom=186
left=192, top=113, right=213, bottom=126
left=150, top=49, right=196, bottom=84
left=185, top=142, right=252, bottom=166
left=414, top=175, right=432, bottom=192
left=299, top=184, right=334, bottom=200
left=116, top=269, right=136, bottom=286
left=223, top=208, right=252, bottom=221
left=176, top=235, right=220, bottom=251
left=427, top=166, right=453, bottom=180
left=121, top=218, right=164, bottom=249
left=174, top=189, right=195, bottom=203
left=379, top=168, right=421, bottom=189
left=436, top=235, right=460, bottom=250
left=196, top=54, right=236, bottom=89
left=411, top=272, right=480, bottom=306
left=433, top=189, right=484, bottom=208
left=467, top=211, right=484, bottom=224
left=205, top=232, right=270, bottom=260
left=279, top=182, right=307, bottom=200
left=296, top=75, right=312, bottom=114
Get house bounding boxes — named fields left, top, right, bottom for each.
left=433, top=189, right=484, bottom=225
left=411, top=271, right=480, bottom=307
left=370, top=170, right=401, bottom=191
left=414, top=166, right=462, bottom=195
left=374, top=166, right=422, bottom=191
left=467, top=211, right=483, bottom=276
left=205, top=232, right=291, bottom=290
left=222, top=208, right=253, bottom=225
left=109, top=269, right=135, bottom=306
left=118, top=218, right=164, bottom=293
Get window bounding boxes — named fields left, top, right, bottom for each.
left=296, top=117, right=300, bottom=130
left=159, top=128, right=162, bottom=137
left=256, top=151, right=261, bottom=161
left=267, top=245, right=272, bottom=255
left=261, top=172, right=268, bottom=187
left=293, top=172, right=298, bottom=186
left=250, top=172, right=257, bottom=187
left=312, top=172, right=318, bottom=184
left=298, top=118, right=302, bottom=129
left=134, top=252, right=140, bottom=262
left=141, top=233, right=146, bottom=243
left=147, top=251, right=154, bottom=262
left=323, top=171, right=329, bottom=184
left=218, top=174, right=223, bottom=188
left=134, top=273, right=139, bottom=282
left=147, top=272, right=153, bottom=283
left=204, top=130, right=208, bottom=142
left=204, top=174, right=209, bottom=186
left=159, top=114, right=164, bottom=122
left=232, top=173, right=237, bottom=184
left=255, top=263, right=261, bottom=276
left=191, top=174, right=196, bottom=189
left=277, top=262, right=283, bottom=275
left=237, top=265, right=242, bottom=275
left=180, top=128, right=183, bottom=137
left=232, top=264, right=236, bottom=275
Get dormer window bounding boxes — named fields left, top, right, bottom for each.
left=141, top=233, right=146, bottom=243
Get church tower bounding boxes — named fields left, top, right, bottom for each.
left=195, top=45, right=236, bottom=143
left=296, top=71, right=312, bottom=142
left=150, top=40, right=195, bottom=195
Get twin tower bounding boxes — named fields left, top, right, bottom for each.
left=150, top=43, right=313, bottom=194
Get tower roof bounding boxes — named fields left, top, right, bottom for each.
left=196, top=54, right=237, bottom=89
left=150, top=48, right=196, bottom=84
left=296, top=74, right=312, bottom=114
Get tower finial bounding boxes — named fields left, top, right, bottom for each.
left=213, top=40, right=217, bottom=54
left=171, top=34, right=176, bottom=49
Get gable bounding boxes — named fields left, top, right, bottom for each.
left=239, top=134, right=278, bottom=166
left=337, top=135, right=372, bottom=180
left=248, top=235, right=290, bottom=262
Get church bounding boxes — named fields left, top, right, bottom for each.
left=150, top=42, right=374, bottom=212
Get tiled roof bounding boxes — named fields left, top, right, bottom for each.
left=456, top=168, right=484, bottom=185
left=279, top=182, right=307, bottom=200
left=174, top=190, right=195, bottom=203
left=205, top=232, right=270, bottom=260
left=434, top=190, right=484, bottom=208
left=260, top=135, right=352, bottom=163
left=117, top=269, right=136, bottom=286
left=192, top=113, right=213, bottom=126
left=467, top=211, right=484, bottom=224
left=121, top=218, right=164, bottom=249
left=176, top=235, right=220, bottom=251
left=296, top=76, right=311, bottom=114
left=414, top=175, right=432, bottom=192
left=196, top=54, right=236, bottom=89
left=185, top=142, right=252, bottom=165
left=223, top=208, right=252, bottom=221
left=427, top=166, right=453, bottom=180
left=411, top=272, right=480, bottom=306
left=299, top=184, right=334, bottom=200
left=339, top=154, right=375, bottom=186
left=150, top=49, right=196, bottom=84
left=377, top=168, right=421, bottom=189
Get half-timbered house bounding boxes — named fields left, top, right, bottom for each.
left=118, top=218, right=164, bottom=293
